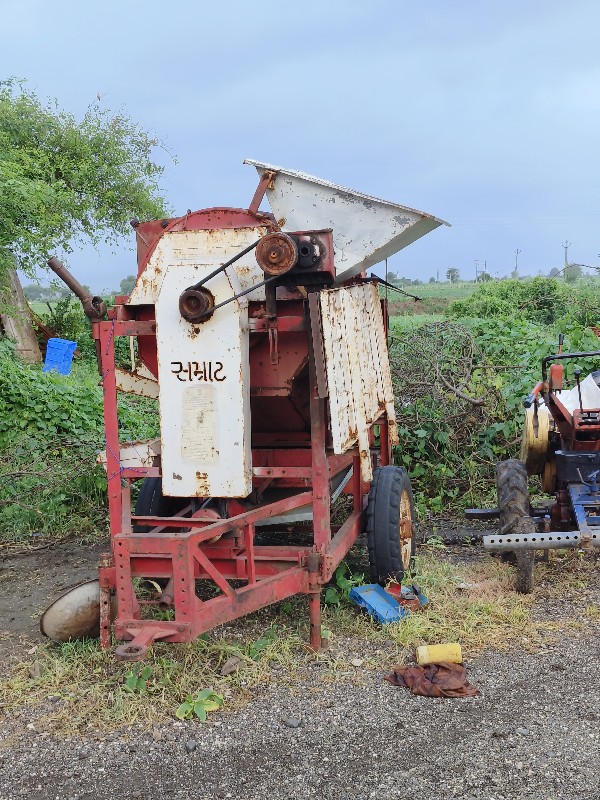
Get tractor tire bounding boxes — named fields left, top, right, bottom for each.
left=496, top=459, right=535, bottom=594
left=367, top=466, right=416, bottom=585
left=134, top=477, right=181, bottom=532
left=520, top=405, right=550, bottom=475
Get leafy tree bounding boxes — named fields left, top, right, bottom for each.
left=564, top=263, right=582, bottom=283
left=22, top=284, right=51, bottom=302
left=0, top=79, right=169, bottom=279
left=477, top=272, right=492, bottom=282
left=548, top=267, right=561, bottom=278
left=446, top=268, right=460, bottom=283
left=428, top=276, right=436, bottom=283
left=119, top=275, right=137, bottom=295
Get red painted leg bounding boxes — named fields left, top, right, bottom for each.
left=308, top=591, right=322, bottom=651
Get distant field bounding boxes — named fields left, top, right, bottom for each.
left=29, top=301, right=51, bottom=316
left=390, top=313, right=444, bottom=331
left=409, top=282, right=477, bottom=300
left=385, top=281, right=477, bottom=316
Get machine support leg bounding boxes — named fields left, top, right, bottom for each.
left=308, top=590, right=322, bottom=651
left=98, top=552, right=113, bottom=650
left=99, top=321, right=122, bottom=538
left=380, top=418, right=390, bottom=467
left=307, top=550, right=323, bottom=651
left=309, top=347, right=331, bottom=551
left=353, top=452, right=362, bottom=513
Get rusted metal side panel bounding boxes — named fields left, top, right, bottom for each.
left=365, top=286, right=399, bottom=446
left=97, top=438, right=160, bottom=470
left=319, top=283, right=397, bottom=481
left=114, top=367, right=159, bottom=399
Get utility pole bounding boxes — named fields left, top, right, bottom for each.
left=563, top=240, right=571, bottom=266
left=474, top=259, right=480, bottom=281
left=514, top=249, right=521, bottom=276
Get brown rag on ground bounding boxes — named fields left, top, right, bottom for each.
left=384, top=662, right=479, bottom=698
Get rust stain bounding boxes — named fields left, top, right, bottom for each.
left=195, top=471, right=210, bottom=495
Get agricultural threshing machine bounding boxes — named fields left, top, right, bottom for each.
left=474, top=335, right=600, bottom=592
left=41, top=161, right=448, bottom=660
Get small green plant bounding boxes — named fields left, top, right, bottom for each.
left=424, top=534, right=446, bottom=550
left=175, top=689, right=224, bottom=721
left=123, top=664, right=153, bottom=694
left=247, top=626, right=278, bottom=660
left=323, top=562, right=364, bottom=606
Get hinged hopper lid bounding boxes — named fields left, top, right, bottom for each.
left=245, top=159, right=449, bottom=283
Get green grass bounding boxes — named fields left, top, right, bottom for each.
left=385, top=281, right=478, bottom=317
left=390, top=313, right=444, bottom=330
left=28, top=301, right=54, bottom=316
left=408, top=282, right=479, bottom=301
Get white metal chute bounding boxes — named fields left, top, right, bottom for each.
left=244, top=159, right=450, bottom=283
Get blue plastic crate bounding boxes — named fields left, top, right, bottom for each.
left=349, top=584, right=406, bottom=624
left=43, top=338, right=77, bottom=375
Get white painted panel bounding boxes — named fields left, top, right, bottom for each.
left=155, top=264, right=251, bottom=498
left=128, top=227, right=268, bottom=306
left=319, top=283, right=398, bottom=482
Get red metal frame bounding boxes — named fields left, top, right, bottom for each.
left=95, top=218, right=392, bottom=660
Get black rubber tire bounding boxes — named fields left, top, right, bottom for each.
left=366, top=466, right=416, bottom=585
left=134, top=477, right=180, bottom=533
left=496, top=459, right=535, bottom=594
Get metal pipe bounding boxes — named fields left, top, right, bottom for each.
left=541, top=350, right=600, bottom=382
left=308, top=591, right=322, bottom=651
left=47, top=256, right=107, bottom=320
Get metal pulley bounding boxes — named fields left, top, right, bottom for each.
left=178, top=232, right=298, bottom=324
left=255, top=232, right=298, bottom=276
left=178, top=286, right=215, bottom=324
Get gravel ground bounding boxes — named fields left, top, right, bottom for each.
left=1, top=634, right=599, bottom=799
left=0, top=541, right=598, bottom=800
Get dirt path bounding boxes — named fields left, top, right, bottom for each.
left=0, top=541, right=107, bottom=668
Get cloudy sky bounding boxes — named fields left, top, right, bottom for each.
left=2, top=0, right=599, bottom=289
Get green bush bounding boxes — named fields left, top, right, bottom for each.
left=449, top=277, right=600, bottom=329
left=0, top=339, right=159, bottom=543
left=390, top=318, right=600, bottom=517
left=0, top=339, right=157, bottom=448
left=40, top=296, right=133, bottom=366
left=448, top=277, right=570, bottom=325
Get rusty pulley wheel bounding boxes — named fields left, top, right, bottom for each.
left=179, top=286, right=215, bottom=324
left=255, top=232, right=298, bottom=276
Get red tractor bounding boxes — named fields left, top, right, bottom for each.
left=475, top=335, right=600, bottom=591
